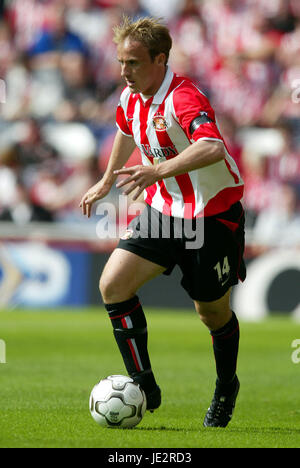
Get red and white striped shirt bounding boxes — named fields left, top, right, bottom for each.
left=116, top=66, right=244, bottom=218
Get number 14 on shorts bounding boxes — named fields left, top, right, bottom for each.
left=214, top=256, right=230, bottom=286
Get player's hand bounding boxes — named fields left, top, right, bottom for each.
left=114, top=165, right=159, bottom=200
left=79, top=180, right=112, bottom=218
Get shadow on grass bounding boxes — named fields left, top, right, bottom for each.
left=136, top=426, right=186, bottom=432
left=136, top=425, right=300, bottom=434
left=226, top=426, right=300, bottom=435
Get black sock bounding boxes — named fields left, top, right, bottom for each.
left=105, top=296, right=158, bottom=393
left=210, top=311, right=240, bottom=395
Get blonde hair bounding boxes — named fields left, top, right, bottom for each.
left=113, top=16, right=172, bottom=64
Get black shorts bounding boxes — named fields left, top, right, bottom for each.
left=118, top=202, right=246, bottom=302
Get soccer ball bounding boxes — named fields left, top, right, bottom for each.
left=89, top=375, right=147, bottom=428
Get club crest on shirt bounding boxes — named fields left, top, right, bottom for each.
left=152, top=114, right=168, bottom=131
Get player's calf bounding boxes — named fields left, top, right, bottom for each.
left=104, top=295, right=161, bottom=411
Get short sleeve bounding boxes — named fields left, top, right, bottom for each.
left=116, top=103, right=132, bottom=137
left=172, top=82, right=223, bottom=142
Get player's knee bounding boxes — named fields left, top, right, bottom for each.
left=99, top=273, right=114, bottom=303
left=194, top=299, right=232, bottom=330
left=99, top=273, right=135, bottom=304
left=195, top=301, right=216, bottom=322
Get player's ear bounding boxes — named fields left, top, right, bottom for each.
left=155, top=52, right=167, bottom=66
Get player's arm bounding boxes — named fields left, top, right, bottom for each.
left=80, top=130, right=136, bottom=217
left=155, top=139, right=225, bottom=178
left=114, top=139, right=225, bottom=200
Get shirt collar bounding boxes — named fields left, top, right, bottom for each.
left=151, top=66, right=174, bottom=105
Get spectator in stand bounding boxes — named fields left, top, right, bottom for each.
left=65, top=0, right=112, bottom=50
left=5, top=0, right=50, bottom=52
left=267, top=124, right=300, bottom=189
left=199, top=0, right=279, bottom=126
left=54, top=50, right=97, bottom=123
left=200, top=0, right=252, bottom=59
left=262, top=16, right=300, bottom=133
left=216, top=114, right=244, bottom=176
left=0, top=117, right=61, bottom=222
left=27, top=1, right=89, bottom=69
left=252, top=183, right=300, bottom=249
left=168, top=0, right=216, bottom=88
left=241, top=151, right=283, bottom=228
left=66, top=0, right=150, bottom=50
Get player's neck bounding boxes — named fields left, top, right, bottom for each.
left=140, top=65, right=168, bottom=100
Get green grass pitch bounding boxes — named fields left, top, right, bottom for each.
left=0, top=308, right=300, bottom=448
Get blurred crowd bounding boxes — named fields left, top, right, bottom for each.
left=0, top=0, right=299, bottom=247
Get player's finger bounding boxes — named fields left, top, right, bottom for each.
left=81, top=197, right=87, bottom=215
left=86, top=202, right=91, bottom=218
left=79, top=195, right=87, bottom=208
left=114, top=165, right=141, bottom=177
left=84, top=198, right=92, bottom=218
left=114, top=167, right=133, bottom=176
left=132, top=184, right=146, bottom=200
left=116, top=175, right=137, bottom=189
left=122, top=180, right=141, bottom=196
left=81, top=196, right=93, bottom=216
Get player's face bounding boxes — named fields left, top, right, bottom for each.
left=117, top=38, right=166, bottom=96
